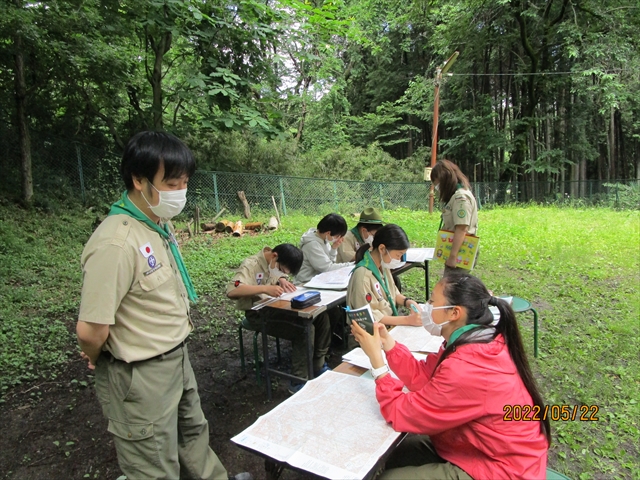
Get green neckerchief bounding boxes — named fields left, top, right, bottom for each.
left=350, top=226, right=364, bottom=244
left=108, top=191, right=198, bottom=303
left=448, top=323, right=482, bottom=345
left=354, top=250, right=398, bottom=316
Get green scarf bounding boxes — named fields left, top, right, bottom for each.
left=355, top=250, right=398, bottom=316
left=350, top=226, right=364, bottom=244
left=448, top=323, right=482, bottom=345
left=108, top=191, right=198, bottom=303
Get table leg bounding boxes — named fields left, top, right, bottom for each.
left=424, top=260, right=430, bottom=300
left=262, top=321, right=272, bottom=401
left=307, top=319, right=314, bottom=380
left=265, top=459, right=284, bottom=480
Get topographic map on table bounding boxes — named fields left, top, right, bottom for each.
left=231, top=371, right=402, bottom=480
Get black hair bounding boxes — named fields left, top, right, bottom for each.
left=436, top=272, right=551, bottom=445
left=356, top=222, right=383, bottom=234
left=430, top=159, right=471, bottom=204
left=272, top=244, right=303, bottom=275
left=121, top=131, right=196, bottom=190
left=317, top=213, right=347, bottom=237
left=355, top=224, right=409, bottom=263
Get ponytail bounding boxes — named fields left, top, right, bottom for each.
left=354, top=243, right=370, bottom=263
left=437, top=273, right=551, bottom=445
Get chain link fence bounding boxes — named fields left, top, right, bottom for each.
left=1, top=132, right=638, bottom=212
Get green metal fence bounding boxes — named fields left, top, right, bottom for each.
left=1, top=132, right=638, bottom=211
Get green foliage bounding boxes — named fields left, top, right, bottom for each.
left=0, top=204, right=94, bottom=395
left=1, top=202, right=639, bottom=477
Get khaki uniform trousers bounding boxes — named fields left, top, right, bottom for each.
left=95, top=344, right=227, bottom=480
left=245, top=309, right=331, bottom=378
left=380, top=434, right=473, bottom=480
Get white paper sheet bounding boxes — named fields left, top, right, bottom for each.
left=405, top=248, right=435, bottom=263
left=231, top=371, right=402, bottom=480
left=388, top=326, right=444, bottom=353
left=342, top=347, right=427, bottom=371
left=304, top=265, right=354, bottom=290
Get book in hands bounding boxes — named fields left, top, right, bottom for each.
left=345, top=304, right=375, bottom=335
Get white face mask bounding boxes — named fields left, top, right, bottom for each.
left=269, top=258, right=286, bottom=279
left=363, top=233, right=374, bottom=245
left=421, top=303, right=454, bottom=336
left=380, top=248, right=405, bottom=270
left=143, top=183, right=187, bottom=219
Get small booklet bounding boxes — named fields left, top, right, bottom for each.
left=345, top=304, right=375, bottom=335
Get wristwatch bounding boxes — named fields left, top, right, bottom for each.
left=370, top=364, right=390, bottom=380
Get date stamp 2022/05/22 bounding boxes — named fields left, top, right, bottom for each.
left=503, top=405, right=599, bottom=422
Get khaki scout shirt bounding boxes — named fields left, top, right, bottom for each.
left=347, top=265, right=399, bottom=322
left=78, top=214, right=192, bottom=363
left=226, top=248, right=281, bottom=311
left=336, top=230, right=360, bottom=263
left=442, top=188, right=478, bottom=235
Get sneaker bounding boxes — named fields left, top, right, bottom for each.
left=288, top=380, right=305, bottom=394
left=229, top=473, right=253, bottom=480
left=314, top=362, right=331, bottom=377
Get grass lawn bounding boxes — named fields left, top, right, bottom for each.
left=1, top=203, right=638, bottom=479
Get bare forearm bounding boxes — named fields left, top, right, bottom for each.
left=76, top=321, right=110, bottom=364
left=448, top=225, right=468, bottom=260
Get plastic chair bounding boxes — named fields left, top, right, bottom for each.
left=547, top=467, right=572, bottom=479
left=511, top=296, right=539, bottom=358
left=238, top=317, right=280, bottom=385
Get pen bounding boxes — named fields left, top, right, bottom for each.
left=410, top=304, right=420, bottom=313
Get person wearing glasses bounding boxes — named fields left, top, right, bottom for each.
left=351, top=272, right=549, bottom=479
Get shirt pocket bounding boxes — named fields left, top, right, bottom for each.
left=139, top=264, right=173, bottom=292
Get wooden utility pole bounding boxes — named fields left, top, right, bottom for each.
left=428, top=51, right=459, bottom=214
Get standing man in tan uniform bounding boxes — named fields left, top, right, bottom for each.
left=226, top=244, right=331, bottom=394
left=336, top=207, right=384, bottom=263
left=76, top=131, right=252, bottom=480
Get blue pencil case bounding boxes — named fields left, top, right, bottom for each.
left=291, top=291, right=321, bottom=309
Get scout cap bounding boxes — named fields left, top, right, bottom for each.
left=359, top=207, right=383, bottom=225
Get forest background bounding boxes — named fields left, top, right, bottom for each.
left=1, top=0, right=640, bottom=207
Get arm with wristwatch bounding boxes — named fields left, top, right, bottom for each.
left=351, top=321, right=397, bottom=380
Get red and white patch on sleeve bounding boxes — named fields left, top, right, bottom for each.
left=139, top=242, right=154, bottom=258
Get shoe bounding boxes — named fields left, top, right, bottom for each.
left=229, top=473, right=253, bottom=480
left=288, top=380, right=305, bottom=394
left=314, top=362, right=331, bottom=377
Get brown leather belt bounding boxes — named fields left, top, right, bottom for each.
left=103, top=341, right=185, bottom=363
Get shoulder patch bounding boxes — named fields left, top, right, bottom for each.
left=457, top=210, right=466, bottom=218
left=234, top=280, right=241, bottom=287
left=365, top=293, right=372, bottom=303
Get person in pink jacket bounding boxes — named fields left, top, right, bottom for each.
left=351, top=272, right=550, bottom=480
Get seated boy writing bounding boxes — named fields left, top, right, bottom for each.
left=295, top=213, right=352, bottom=285
left=226, top=244, right=331, bottom=394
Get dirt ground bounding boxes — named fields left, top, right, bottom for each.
left=0, top=304, right=343, bottom=480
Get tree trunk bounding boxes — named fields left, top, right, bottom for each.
left=13, top=29, right=33, bottom=204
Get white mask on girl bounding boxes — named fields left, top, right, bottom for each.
left=143, top=183, right=187, bottom=219
left=380, top=248, right=405, bottom=270
left=421, top=303, right=454, bottom=336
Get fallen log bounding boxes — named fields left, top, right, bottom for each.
left=201, top=223, right=216, bottom=232
left=244, top=222, right=263, bottom=231
left=215, top=219, right=233, bottom=233
left=232, top=220, right=243, bottom=237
